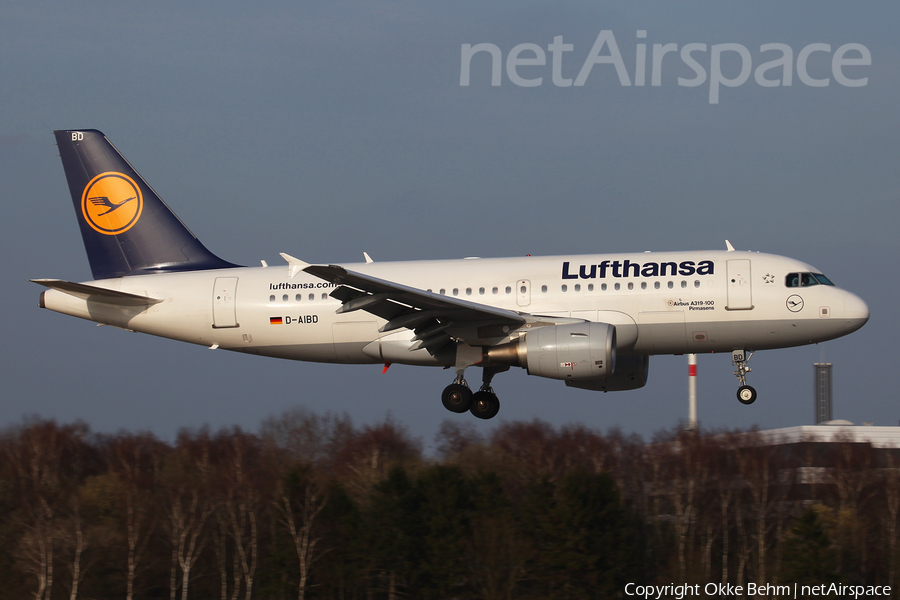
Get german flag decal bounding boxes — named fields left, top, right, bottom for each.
left=270, top=317, right=283, bottom=325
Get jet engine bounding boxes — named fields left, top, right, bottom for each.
left=565, top=354, right=650, bottom=392
left=486, top=322, right=616, bottom=382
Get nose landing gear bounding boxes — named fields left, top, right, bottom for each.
left=732, top=350, right=757, bottom=405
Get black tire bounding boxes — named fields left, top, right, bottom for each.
left=470, top=391, right=500, bottom=420
left=737, top=385, right=757, bottom=405
left=442, top=383, right=472, bottom=413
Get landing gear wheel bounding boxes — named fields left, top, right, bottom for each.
left=442, top=383, right=472, bottom=413
left=470, top=391, right=500, bottom=420
left=737, top=385, right=757, bottom=405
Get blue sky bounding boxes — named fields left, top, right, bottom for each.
left=2, top=0, right=897, bottom=449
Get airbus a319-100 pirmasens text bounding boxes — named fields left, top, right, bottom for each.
left=34, top=130, right=869, bottom=419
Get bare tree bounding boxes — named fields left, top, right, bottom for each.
left=329, top=418, right=421, bottom=501
left=656, top=430, right=711, bottom=582
left=278, top=465, right=328, bottom=600
left=825, top=435, right=878, bottom=581
left=12, top=516, right=55, bottom=600
left=3, top=420, right=94, bottom=600
left=434, top=420, right=485, bottom=460
left=713, top=432, right=742, bottom=586
left=260, top=408, right=355, bottom=467
left=490, top=420, right=558, bottom=483
left=102, top=432, right=166, bottom=600
left=211, top=428, right=268, bottom=600
left=161, top=429, right=214, bottom=600
left=736, top=432, right=792, bottom=588
left=58, top=496, right=88, bottom=600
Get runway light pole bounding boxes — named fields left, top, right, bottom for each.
left=688, top=354, right=698, bottom=431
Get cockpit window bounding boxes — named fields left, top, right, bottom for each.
left=786, top=272, right=835, bottom=287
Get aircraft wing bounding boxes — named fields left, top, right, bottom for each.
left=303, top=264, right=528, bottom=354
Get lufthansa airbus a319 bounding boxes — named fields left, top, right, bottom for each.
left=34, top=130, right=869, bottom=419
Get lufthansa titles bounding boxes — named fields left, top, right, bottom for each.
left=562, top=259, right=714, bottom=280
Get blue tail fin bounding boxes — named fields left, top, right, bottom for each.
left=54, top=129, right=239, bottom=280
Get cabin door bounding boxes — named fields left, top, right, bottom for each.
left=213, top=277, right=239, bottom=328
left=726, top=260, right=753, bottom=310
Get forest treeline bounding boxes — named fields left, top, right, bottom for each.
left=1, top=411, right=899, bottom=600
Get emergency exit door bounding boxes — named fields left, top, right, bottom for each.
left=516, top=279, right=531, bottom=307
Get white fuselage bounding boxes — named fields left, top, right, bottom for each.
left=40, top=250, right=869, bottom=367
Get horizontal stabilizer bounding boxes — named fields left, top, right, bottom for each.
left=31, top=279, right=163, bottom=306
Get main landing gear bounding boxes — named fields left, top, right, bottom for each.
left=441, top=374, right=503, bottom=420
left=732, top=349, right=757, bottom=405
left=440, top=346, right=505, bottom=420
left=471, top=386, right=500, bottom=420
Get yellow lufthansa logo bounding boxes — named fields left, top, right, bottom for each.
left=81, top=172, right=143, bottom=235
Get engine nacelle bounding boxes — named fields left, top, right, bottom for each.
left=565, top=354, right=650, bottom=392
left=486, top=322, right=616, bottom=382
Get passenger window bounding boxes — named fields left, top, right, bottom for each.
left=561, top=285, right=568, bottom=292
left=654, top=281, right=660, bottom=290
left=614, top=283, right=620, bottom=291
left=506, top=286, right=512, bottom=294
left=541, top=285, right=548, bottom=293
left=694, top=280, right=700, bottom=288
left=322, top=293, right=328, bottom=300
left=269, top=295, right=276, bottom=303
left=296, top=294, right=302, bottom=302
left=309, top=293, right=314, bottom=301
left=641, top=282, right=647, bottom=290
left=627, top=282, right=633, bottom=290
left=681, top=281, right=687, bottom=289
left=601, top=283, right=607, bottom=291
left=667, top=281, right=674, bottom=289
left=466, top=288, right=472, bottom=296
left=574, top=284, right=581, bottom=292
left=588, top=284, right=594, bottom=292
left=479, top=287, right=485, bottom=295
left=453, top=288, right=459, bottom=296
left=282, top=294, right=288, bottom=302
left=440, top=288, right=446, bottom=295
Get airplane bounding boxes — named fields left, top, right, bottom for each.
left=34, top=130, right=870, bottom=419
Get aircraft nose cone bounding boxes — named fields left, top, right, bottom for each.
left=843, top=292, right=869, bottom=332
